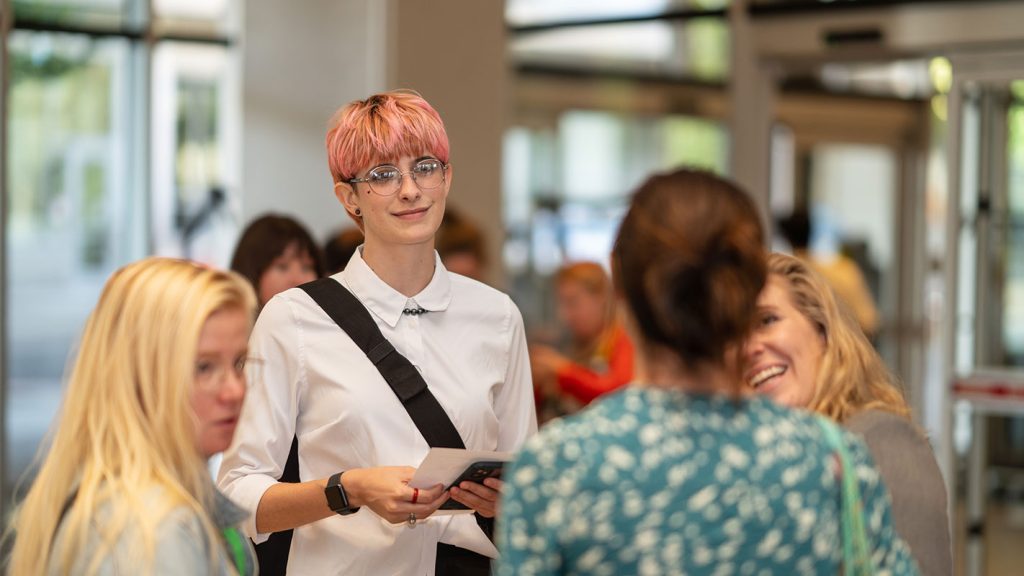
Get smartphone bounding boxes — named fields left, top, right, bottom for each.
left=439, top=461, right=504, bottom=511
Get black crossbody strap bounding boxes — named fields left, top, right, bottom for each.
left=299, top=278, right=466, bottom=450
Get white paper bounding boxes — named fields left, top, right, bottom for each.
left=409, top=448, right=513, bottom=515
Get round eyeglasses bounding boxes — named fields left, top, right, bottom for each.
left=347, top=158, right=448, bottom=196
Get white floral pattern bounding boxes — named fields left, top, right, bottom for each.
left=496, top=386, right=919, bottom=576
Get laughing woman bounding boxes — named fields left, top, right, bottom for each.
left=744, top=252, right=951, bottom=576
left=9, top=258, right=258, bottom=575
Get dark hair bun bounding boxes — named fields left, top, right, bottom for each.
left=613, top=169, right=766, bottom=367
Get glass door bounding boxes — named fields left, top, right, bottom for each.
left=942, top=50, right=1024, bottom=576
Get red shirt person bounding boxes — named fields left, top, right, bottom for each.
left=531, top=262, right=635, bottom=418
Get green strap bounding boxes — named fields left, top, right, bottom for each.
left=222, top=526, right=248, bottom=575
left=816, top=417, right=873, bottom=576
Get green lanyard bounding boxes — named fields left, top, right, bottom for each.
left=816, top=417, right=873, bottom=576
left=222, top=526, right=248, bottom=575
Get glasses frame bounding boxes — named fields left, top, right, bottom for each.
left=346, top=158, right=449, bottom=196
left=194, top=355, right=264, bottom=394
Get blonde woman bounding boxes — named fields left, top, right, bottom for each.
left=9, top=258, right=258, bottom=575
left=744, top=252, right=951, bottom=576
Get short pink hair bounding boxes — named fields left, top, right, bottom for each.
left=326, top=90, right=451, bottom=183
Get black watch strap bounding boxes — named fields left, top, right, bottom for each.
left=325, top=471, right=360, bottom=516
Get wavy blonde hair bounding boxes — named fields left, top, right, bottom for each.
left=767, top=252, right=908, bottom=423
left=9, top=258, right=256, bottom=576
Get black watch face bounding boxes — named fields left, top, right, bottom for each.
left=326, top=478, right=358, bottom=515
left=326, top=483, right=347, bottom=511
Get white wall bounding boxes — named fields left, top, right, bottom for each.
left=242, top=0, right=388, bottom=242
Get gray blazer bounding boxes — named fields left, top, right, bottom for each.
left=846, top=409, right=952, bottom=576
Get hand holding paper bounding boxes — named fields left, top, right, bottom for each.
left=409, top=448, right=512, bottom=515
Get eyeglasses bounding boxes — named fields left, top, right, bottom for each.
left=347, top=158, right=448, bottom=196
left=194, top=356, right=264, bottom=394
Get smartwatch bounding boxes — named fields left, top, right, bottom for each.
left=325, top=471, right=360, bottom=516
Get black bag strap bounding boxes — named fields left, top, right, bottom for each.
left=299, top=278, right=466, bottom=450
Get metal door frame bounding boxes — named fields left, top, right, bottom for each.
left=941, top=48, right=1024, bottom=576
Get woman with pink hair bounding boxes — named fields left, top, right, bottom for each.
left=218, top=90, right=537, bottom=576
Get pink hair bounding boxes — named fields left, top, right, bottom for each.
left=325, top=90, right=450, bottom=183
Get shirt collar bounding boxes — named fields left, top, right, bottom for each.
left=339, top=248, right=452, bottom=328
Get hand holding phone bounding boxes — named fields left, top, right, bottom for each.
left=440, top=461, right=504, bottom=511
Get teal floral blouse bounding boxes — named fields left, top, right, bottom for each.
left=495, top=386, right=919, bottom=576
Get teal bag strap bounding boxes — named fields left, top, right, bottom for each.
left=222, top=526, right=249, bottom=575
left=816, top=417, right=874, bottom=576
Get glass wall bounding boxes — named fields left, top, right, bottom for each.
left=151, top=41, right=239, bottom=263
left=505, top=0, right=734, bottom=336
left=1002, top=82, right=1024, bottom=363
left=11, top=0, right=137, bottom=28
left=503, top=108, right=729, bottom=332
left=5, top=29, right=143, bottom=501
left=2, top=2, right=239, bottom=509
left=509, top=0, right=731, bottom=82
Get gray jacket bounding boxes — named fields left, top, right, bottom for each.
left=49, top=487, right=255, bottom=575
left=846, top=409, right=952, bottom=576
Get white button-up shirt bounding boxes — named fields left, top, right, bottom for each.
left=217, top=250, right=537, bottom=575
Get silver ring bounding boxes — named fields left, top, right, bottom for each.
left=407, top=512, right=417, bottom=527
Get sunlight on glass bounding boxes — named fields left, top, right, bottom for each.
left=929, top=56, right=953, bottom=95
left=1011, top=80, right=1024, bottom=102
left=931, top=94, right=948, bottom=123
left=507, top=0, right=672, bottom=26
left=13, top=0, right=122, bottom=12
left=154, top=0, right=230, bottom=21
left=822, top=59, right=931, bottom=99
left=663, top=116, right=729, bottom=174
left=512, top=22, right=675, bottom=63
left=560, top=111, right=626, bottom=200
left=685, top=18, right=729, bottom=81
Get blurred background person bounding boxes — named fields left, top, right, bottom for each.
left=778, top=210, right=879, bottom=337
left=436, top=206, right=487, bottom=281
left=744, top=252, right=951, bottom=575
left=324, top=227, right=365, bottom=274
left=8, top=258, right=257, bottom=575
left=497, top=169, right=918, bottom=575
left=230, top=213, right=325, bottom=308
left=530, top=261, right=634, bottom=422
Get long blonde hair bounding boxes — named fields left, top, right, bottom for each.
left=767, top=252, right=909, bottom=422
left=9, top=258, right=256, bottom=575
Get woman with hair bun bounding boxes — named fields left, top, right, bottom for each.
left=496, top=168, right=919, bottom=575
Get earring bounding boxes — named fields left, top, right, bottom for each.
left=354, top=208, right=362, bottom=217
